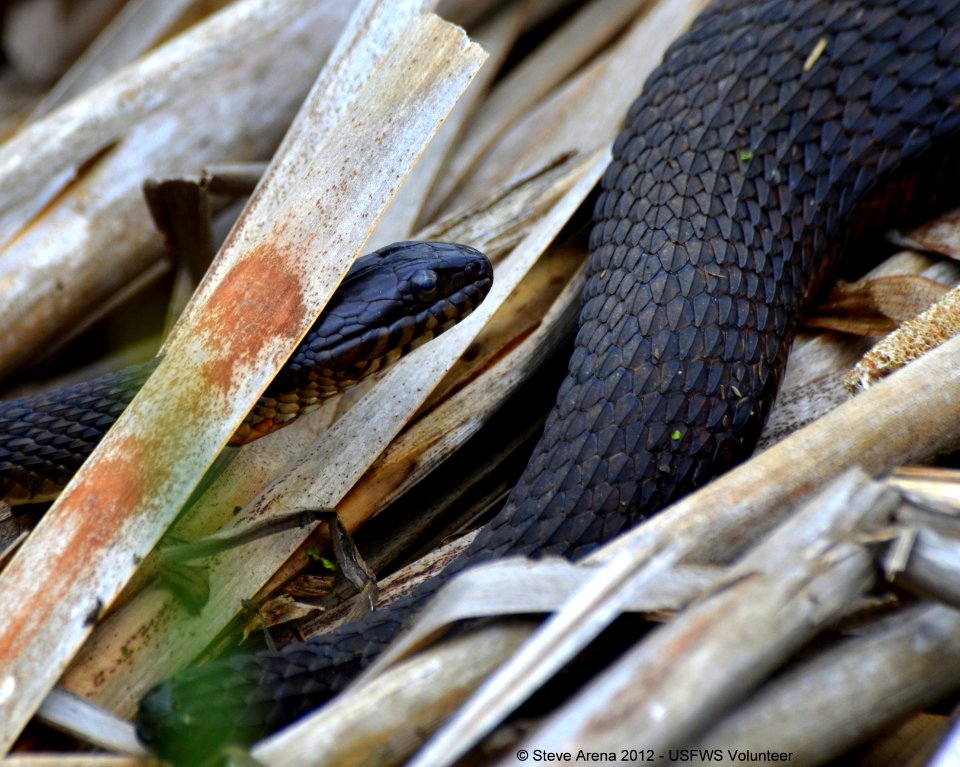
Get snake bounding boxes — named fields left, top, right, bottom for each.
left=0, top=241, right=492, bottom=505
left=133, top=0, right=960, bottom=761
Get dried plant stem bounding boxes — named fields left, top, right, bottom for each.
left=846, top=284, right=960, bottom=392
left=506, top=470, right=896, bottom=758
left=692, top=604, right=960, bottom=767
left=0, top=0, right=356, bottom=379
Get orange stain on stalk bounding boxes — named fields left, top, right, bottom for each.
left=195, top=238, right=310, bottom=398
left=0, top=235, right=323, bottom=663
left=0, top=435, right=151, bottom=662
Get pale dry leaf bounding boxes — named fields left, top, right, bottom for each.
left=807, top=275, right=950, bottom=336
left=846, top=282, right=960, bottom=392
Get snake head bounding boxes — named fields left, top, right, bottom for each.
left=257, top=241, right=494, bottom=414
left=230, top=240, right=493, bottom=444
left=287, top=240, right=494, bottom=379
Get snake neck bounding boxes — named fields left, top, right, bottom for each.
left=0, top=362, right=157, bottom=504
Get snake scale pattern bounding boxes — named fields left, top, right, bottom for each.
left=138, top=0, right=960, bottom=759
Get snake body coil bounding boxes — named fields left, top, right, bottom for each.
left=139, top=0, right=960, bottom=759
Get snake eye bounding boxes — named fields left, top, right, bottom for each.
left=410, top=269, right=439, bottom=301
